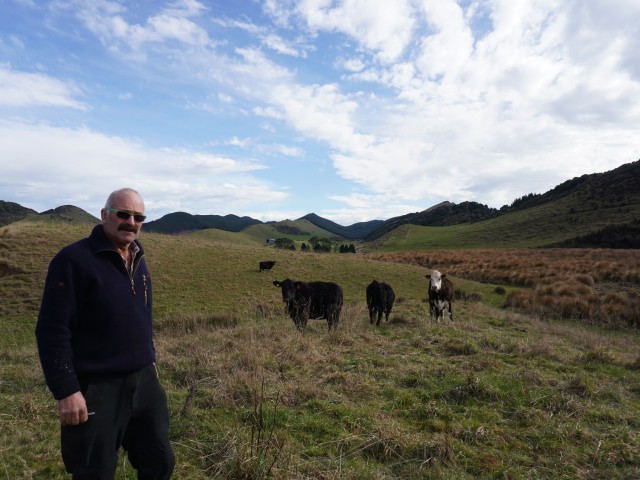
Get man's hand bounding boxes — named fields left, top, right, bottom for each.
left=58, top=391, right=88, bottom=426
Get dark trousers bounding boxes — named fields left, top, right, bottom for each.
left=61, top=364, right=175, bottom=480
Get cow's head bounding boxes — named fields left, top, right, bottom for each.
left=273, top=279, right=309, bottom=328
left=273, top=279, right=296, bottom=304
left=426, top=269, right=446, bottom=292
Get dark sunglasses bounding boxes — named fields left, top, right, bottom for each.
left=105, top=208, right=147, bottom=223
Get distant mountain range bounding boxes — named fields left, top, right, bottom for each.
left=2, top=159, right=639, bottom=248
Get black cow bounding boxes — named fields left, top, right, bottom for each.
left=273, top=279, right=343, bottom=332
left=426, top=269, right=454, bottom=322
left=259, top=260, right=276, bottom=272
left=366, top=280, right=395, bottom=326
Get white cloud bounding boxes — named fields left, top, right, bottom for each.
left=294, top=0, right=416, bottom=62
left=263, top=33, right=304, bottom=57
left=227, top=136, right=252, bottom=148
left=2, top=0, right=639, bottom=225
left=0, top=121, right=286, bottom=219
left=0, top=66, right=86, bottom=109
left=70, top=0, right=211, bottom=56
left=336, top=56, right=365, bottom=72
left=263, top=0, right=640, bottom=210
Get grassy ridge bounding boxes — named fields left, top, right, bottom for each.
left=1, top=220, right=640, bottom=478
left=365, top=196, right=640, bottom=251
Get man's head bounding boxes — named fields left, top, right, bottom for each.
left=101, top=188, right=146, bottom=249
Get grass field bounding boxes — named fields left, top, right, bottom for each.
left=1, top=220, right=640, bottom=479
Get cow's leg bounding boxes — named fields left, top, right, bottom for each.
left=328, top=313, right=338, bottom=331
left=376, top=309, right=382, bottom=326
left=448, top=301, right=453, bottom=321
left=369, top=307, right=374, bottom=324
left=330, top=304, right=341, bottom=331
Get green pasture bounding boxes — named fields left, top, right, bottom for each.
left=1, top=221, right=640, bottom=479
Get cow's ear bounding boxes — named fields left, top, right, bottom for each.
left=294, top=281, right=302, bottom=289
left=441, top=274, right=447, bottom=278
left=426, top=274, right=431, bottom=279
left=273, top=281, right=280, bottom=287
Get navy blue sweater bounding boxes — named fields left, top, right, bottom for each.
left=36, top=224, right=155, bottom=400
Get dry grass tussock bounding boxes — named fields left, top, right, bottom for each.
left=369, top=248, right=640, bottom=327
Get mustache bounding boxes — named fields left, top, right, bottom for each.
left=118, top=225, right=138, bottom=233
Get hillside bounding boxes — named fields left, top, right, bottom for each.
left=503, top=160, right=640, bottom=213
left=2, top=159, right=639, bottom=248
left=365, top=201, right=499, bottom=241
left=367, top=160, right=640, bottom=251
left=365, top=194, right=640, bottom=251
left=0, top=200, right=37, bottom=227
left=145, top=211, right=383, bottom=239
left=1, top=202, right=98, bottom=227
left=37, top=205, right=99, bottom=224
left=144, top=211, right=261, bottom=234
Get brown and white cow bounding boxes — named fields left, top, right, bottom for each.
left=426, top=269, right=454, bottom=322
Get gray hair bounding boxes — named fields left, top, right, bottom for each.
left=105, top=188, right=143, bottom=208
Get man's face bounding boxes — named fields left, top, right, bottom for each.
left=101, top=191, right=145, bottom=249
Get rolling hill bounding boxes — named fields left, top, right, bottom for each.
left=37, top=205, right=100, bottom=224
left=0, top=200, right=37, bottom=227
left=365, top=159, right=640, bottom=251
left=143, top=211, right=261, bottom=234
left=1, top=159, right=639, bottom=249
left=144, top=212, right=384, bottom=238
left=0, top=203, right=98, bottom=227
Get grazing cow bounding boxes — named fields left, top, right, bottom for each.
left=366, top=280, right=395, bottom=326
left=426, top=269, right=454, bottom=322
left=259, top=260, right=276, bottom=272
left=273, top=279, right=343, bottom=332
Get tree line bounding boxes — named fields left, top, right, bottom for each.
left=273, top=236, right=356, bottom=253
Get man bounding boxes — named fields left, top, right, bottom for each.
left=36, top=188, right=175, bottom=479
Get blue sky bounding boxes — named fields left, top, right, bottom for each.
left=1, top=0, right=639, bottom=225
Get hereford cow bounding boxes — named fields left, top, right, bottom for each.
left=259, top=260, right=276, bottom=272
left=273, top=279, right=343, bottom=332
left=366, top=280, right=395, bottom=326
left=426, top=269, right=454, bottom=322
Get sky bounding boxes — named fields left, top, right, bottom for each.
left=1, top=0, right=639, bottom=225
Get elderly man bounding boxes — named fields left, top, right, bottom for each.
left=36, top=188, right=174, bottom=479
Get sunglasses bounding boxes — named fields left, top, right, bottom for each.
left=105, top=208, right=147, bottom=223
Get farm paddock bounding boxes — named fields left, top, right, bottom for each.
left=367, top=248, right=640, bottom=327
